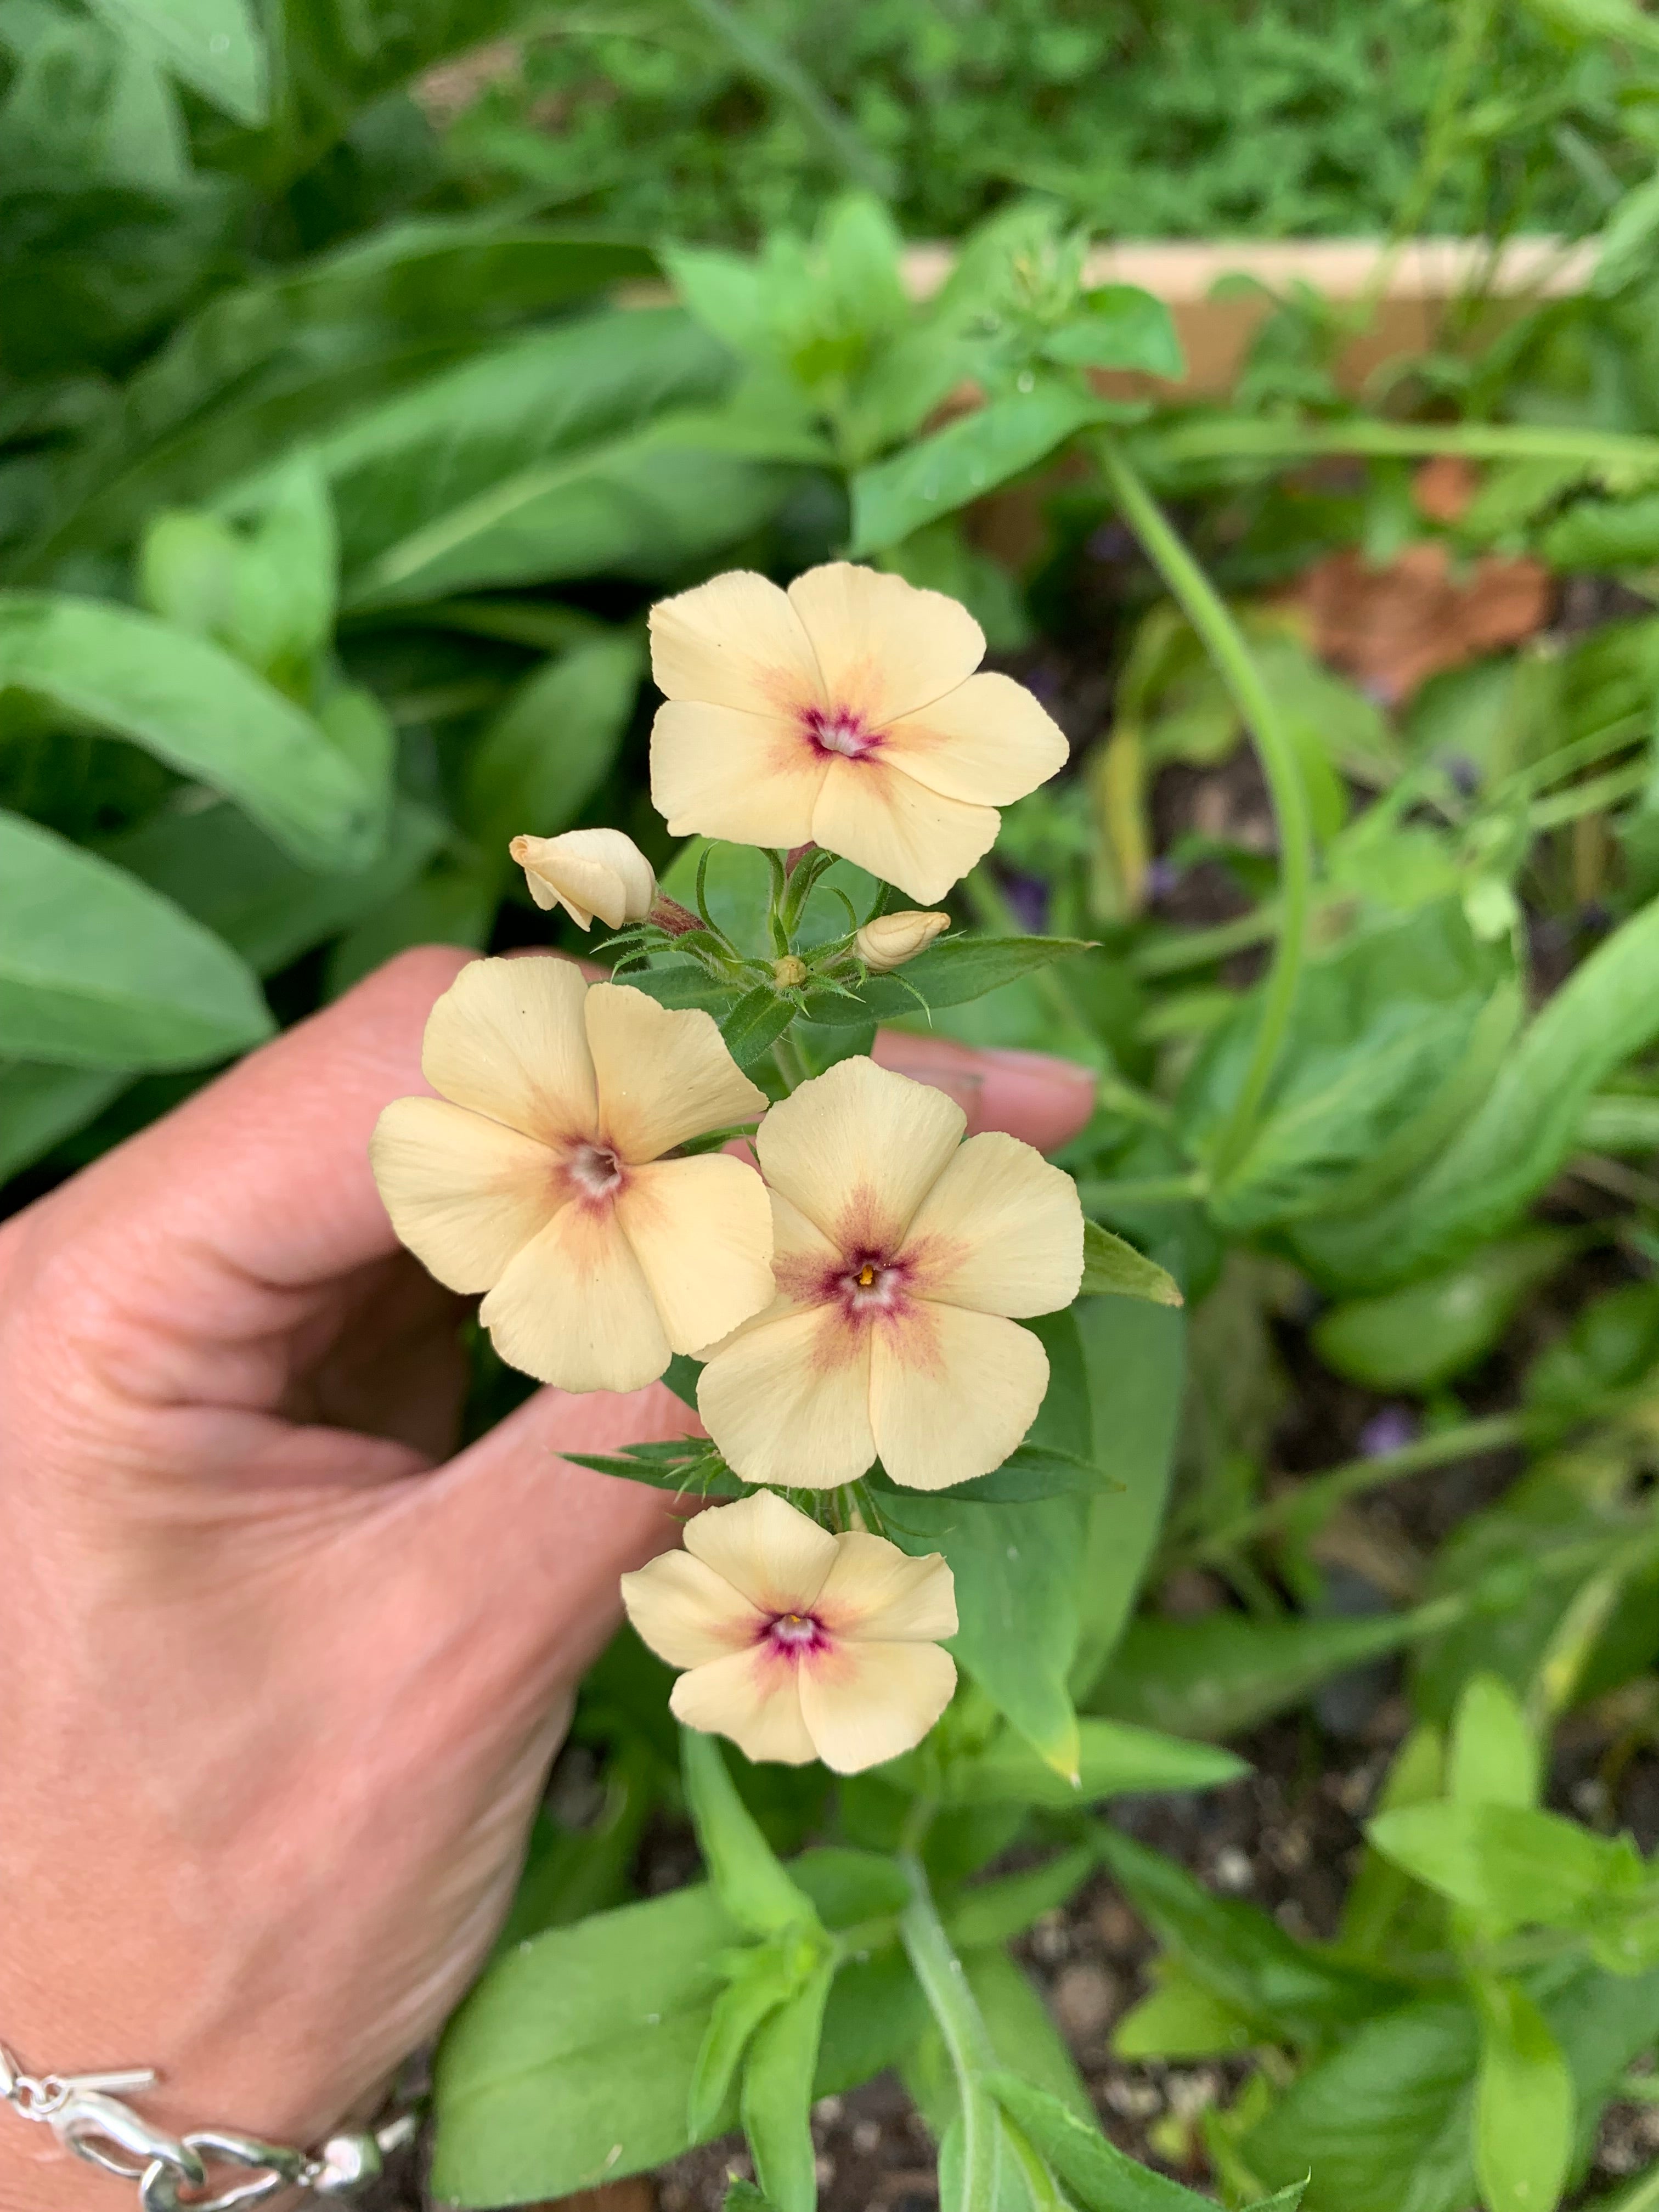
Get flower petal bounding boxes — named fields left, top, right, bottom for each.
left=684, top=1487, right=839, bottom=1612
left=810, top=754, right=1000, bottom=905
left=787, top=563, right=984, bottom=724
left=585, top=983, right=768, bottom=1161
left=697, top=1305, right=877, bottom=1490
left=651, top=700, right=826, bottom=847
left=369, top=1096, right=560, bottom=1292
left=621, top=1549, right=763, bottom=1668
left=814, top=1534, right=958, bottom=1644
left=616, top=1154, right=775, bottom=1355
left=755, top=1055, right=964, bottom=1254
left=769, top=1188, right=840, bottom=1306
left=671, top=1649, right=817, bottom=1765
left=901, top=1131, right=1085, bottom=1318
left=869, top=1305, right=1049, bottom=1490
left=798, top=1639, right=958, bottom=1774
left=883, top=671, right=1070, bottom=806
left=479, top=1199, right=670, bottom=1392
left=421, top=955, right=597, bottom=1144
left=650, top=569, right=825, bottom=715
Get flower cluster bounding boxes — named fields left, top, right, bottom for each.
left=370, top=562, right=1080, bottom=1773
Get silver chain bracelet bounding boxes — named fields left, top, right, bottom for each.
left=0, top=2044, right=421, bottom=2211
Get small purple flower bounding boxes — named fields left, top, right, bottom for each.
left=1145, top=858, right=1182, bottom=900
left=1001, top=872, right=1049, bottom=934
left=1358, top=1405, right=1418, bottom=1458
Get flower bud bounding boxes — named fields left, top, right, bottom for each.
left=510, top=827, right=657, bottom=931
left=855, top=909, right=950, bottom=973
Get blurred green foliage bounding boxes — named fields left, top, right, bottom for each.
left=442, top=0, right=1640, bottom=244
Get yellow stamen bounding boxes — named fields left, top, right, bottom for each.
left=857, top=1264, right=876, bottom=1288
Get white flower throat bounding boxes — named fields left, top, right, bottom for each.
left=803, top=703, right=879, bottom=760
left=567, top=1141, right=624, bottom=1199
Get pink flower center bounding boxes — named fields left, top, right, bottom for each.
left=802, top=703, right=880, bottom=761
left=566, top=1141, right=624, bottom=1201
left=764, top=1611, right=827, bottom=1657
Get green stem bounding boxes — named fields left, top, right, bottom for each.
left=1132, top=903, right=1284, bottom=978
left=1097, top=437, right=1316, bottom=1185
left=1528, top=759, right=1650, bottom=831
left=899, top=1852, right=1000, bottom=2212
left=677, top=0, right=891, bottom=191
left=1379, top=0, right=1497, bottom=268
left=1148, top=415, right=1659, bottom=475
left=1190, top=1411, right=1530, bottom=1562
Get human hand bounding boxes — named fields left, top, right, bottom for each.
left=0, top=947, right=1094, bottom=2208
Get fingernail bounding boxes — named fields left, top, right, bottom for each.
left=971, top=1049, right=1097, bottom=1148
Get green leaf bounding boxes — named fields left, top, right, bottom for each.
left=1042, top=287, right=1185, bottom=378
left=463, top=630, right=645, bottom=871
left=0, top=809, right=273, bottom=1070
left=849, top=384, right=1105, bottom=556
left=26, top=222, right=658, bottom=562
left=84, top=0, right=267, bottom=123
left=943, top=1719, right=1245, bottom=1810
left=1181, top=900, right=1508, bottom=1239
left=1339, top=1725, right=1448, bottom=1964
left=1475, top=1978, right=1575, bottom=2212
left=0, top=594, right=377, bottom=868
left=1517, top=0, right=1659, bottom=54
left=742, top=1960, right=836, bottom=2212
left=1311, top=1231, right=1576, bottom=1391
left=724, top=2185, right=780, bottom=2212
left=984, top=2072, right=1214, bottom=2211
left=1112, top=1955, right=1261, bottom=2061
left=1295, top=892, right=1659, bottom=1289
left=883, top=1312, right=1090, bottom=1776
left=101, top=795, right=445, bottom=979
left=1092, top=1826, right=1408, bottom=2047
left=689, top=1945, right=802, bottom=2145
left=1448, top=1673, right=1538, bottom=1810
left=682, top=1730, right=822, bottom=1940
left=1069, top=1296, right=1187, bottom=1700
left=1543, top=490, right=1659, bottom=568
left=720, top=984, right=799, bottom=1069
left=622, top=963, right=744, bottom=1017
left=926, top=1441, right=1109, bottom=1504
left=1090, top=1608, right=1424, bottom=1741
left=945, top=1846, right=1099, bottom=1951
left=1080, top=1221, right=1183, bottom=1307
left=311, top=309, right=776, bottom=608
left=1364, top=1803, right=1643, bottom=1934
left=1239, top=1996, right=1479, bottom=2212
left=432, top=1882, right=736, bottom=2204
left=800, top=934, right=1093, bottom=1028
left=0, top=1060, right=133, bottom=1182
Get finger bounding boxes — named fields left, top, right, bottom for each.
left=3, top=945, right=477, bottom=1407
left=873, top=1030, right=1096, bottom=1150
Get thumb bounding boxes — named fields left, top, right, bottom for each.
left=392, top=1377, right=702, bottom=1693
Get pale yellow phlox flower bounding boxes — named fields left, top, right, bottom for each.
left=855, top=908, right=950, bottom=973
left=370, top=958, right=773, bottom=1393
left=620, top=1489, right=958, bottom=1772
left=697, top=1057, right=1084, bottom=1492
left=509, top=827, right=657, bottom=930
left=648, top=562, right=1068, bottom=905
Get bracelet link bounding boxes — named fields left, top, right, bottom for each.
left=2, top=2040, right=420, bottom=2209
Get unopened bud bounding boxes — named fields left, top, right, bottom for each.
left=854, top=909, right=950, bottom=973
left=772, top=955, right=809, bottom=989
left=510, top=827, right=656, bottom=931
left=650, top=894, right=702, bottom=937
